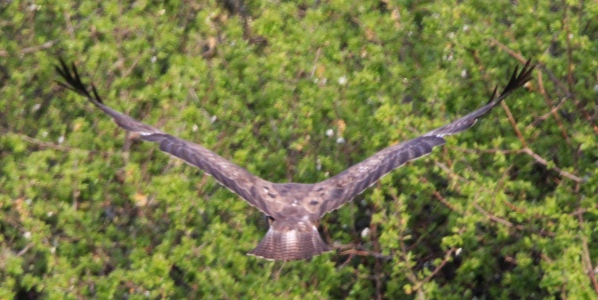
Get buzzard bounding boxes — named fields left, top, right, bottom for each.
left=56, top=58, right=534, bottom=261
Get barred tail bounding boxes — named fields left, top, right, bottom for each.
left=248, top=221, right=331, bottom=261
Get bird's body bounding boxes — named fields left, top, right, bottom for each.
left=56, top=58, right=534, bottom=261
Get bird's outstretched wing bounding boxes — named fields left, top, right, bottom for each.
left=55, top=58, right=280, bottom=217
left=310, top=59, right=535, bottom=216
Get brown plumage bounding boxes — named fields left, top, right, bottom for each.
left=56, top=58, right=534, bottom=261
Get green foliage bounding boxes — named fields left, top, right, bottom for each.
left=1, top=0, right=597, bottom=298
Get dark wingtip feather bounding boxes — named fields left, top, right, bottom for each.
left=486, top=85, right=499, bottom=104
left=424, top=59, right=535, bottom=138
left=55, top=57, right=104, bottom=104
left=498, top=58, right=535, bottom=98
left=91, top=85, right=103, bottom=104
left=484, top=58, right=535, bottom=106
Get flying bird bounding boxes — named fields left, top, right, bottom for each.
left=56, top=58, right=534, bottom=261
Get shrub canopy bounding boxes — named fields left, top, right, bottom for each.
left=1, top=0, right=597, bottom=298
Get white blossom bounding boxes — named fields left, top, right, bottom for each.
left=338, top=75, right=347, bottom=85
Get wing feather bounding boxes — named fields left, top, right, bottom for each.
left=312, top=59, right=535, bottom=216
left=310, top=136, right=445, bottom=216
left=424, top=59, right=534, bottom=137
left=56, top=58, right=276, bottom=216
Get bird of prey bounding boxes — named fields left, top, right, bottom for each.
left=56, top=58, right=534, bottom=261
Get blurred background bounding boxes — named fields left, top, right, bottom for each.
left=1, top=0, right=597, bottom=298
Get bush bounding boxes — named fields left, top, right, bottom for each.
left=1, top=0, right=596, bottom=298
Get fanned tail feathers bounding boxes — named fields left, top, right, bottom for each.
left=248, top=220, right=331, bottom=261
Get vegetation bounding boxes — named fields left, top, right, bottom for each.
left=1, top=0, right=596, bottom=298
